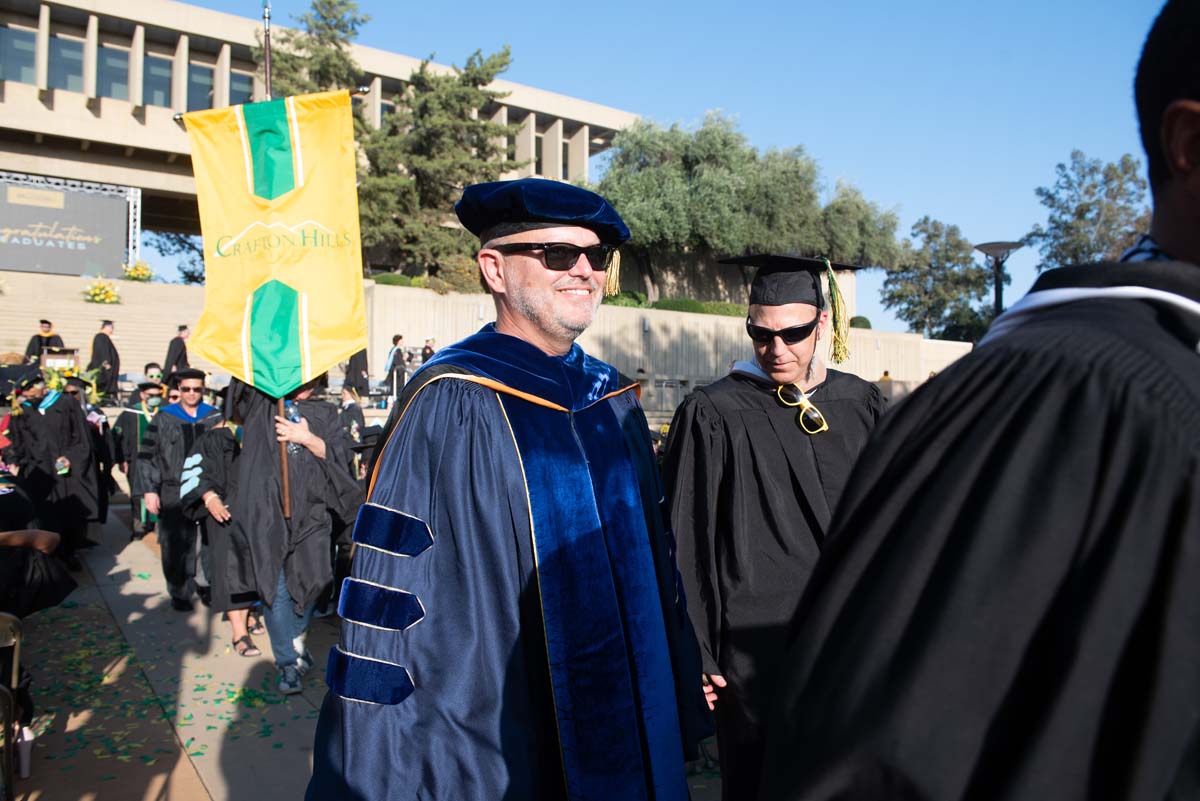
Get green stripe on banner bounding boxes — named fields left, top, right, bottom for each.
left=242, top=99, right=295, bottom=201
left=249, top=279, right=302, bottom=397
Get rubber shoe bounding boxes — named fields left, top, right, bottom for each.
left=296, top=650, right=315, bottom=677
left=277, top=665, right=303, bottom=695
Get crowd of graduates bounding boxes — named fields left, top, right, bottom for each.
left=0, top=317, right=418, bottom=735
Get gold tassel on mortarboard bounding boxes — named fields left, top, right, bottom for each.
left=823, top=257, right=850, bottom=364
left=604, top=250, right=622, bottom=297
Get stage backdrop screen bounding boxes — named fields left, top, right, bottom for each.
left=0, top=181, right=127, bottom=277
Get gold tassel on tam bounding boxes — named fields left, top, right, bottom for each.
left=823, top=257, right=850, bottom=364
left=605, top=250, right=622, bottom=297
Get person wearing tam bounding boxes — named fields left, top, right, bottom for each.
left=86, top=320, right=121, bottom=402
left=4, top=367, right=98, bottom=571
left=759, top=4, right=1200, bottom=799
left=661, top=253, right=885, bottom=800
left=63, top=376, right=116, bottom=529
left=24, top=320, right=64, bottom=366
left=165, top=325, right=190, bottom=376
left=309, top=177, right=711, bottom=801
left=134, top=367, right=222, bottom=610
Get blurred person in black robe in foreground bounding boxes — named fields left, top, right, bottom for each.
left=663, top=255, right=884, bottom=800
left=759, top=4, right=1200, bottom=799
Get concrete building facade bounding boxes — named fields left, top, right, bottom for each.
left=0, top=0, right=639, bottom=237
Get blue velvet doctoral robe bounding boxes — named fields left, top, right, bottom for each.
left=308, top=325, right=710, bottom=801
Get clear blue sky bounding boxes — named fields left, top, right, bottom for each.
left=182, top=0, right=1166, bottom=332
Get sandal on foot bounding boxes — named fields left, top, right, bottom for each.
left=247, top=614, right=266, bottom=636
left=233, top=635, right=261, bottom=657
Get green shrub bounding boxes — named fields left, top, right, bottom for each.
left=603, top=290, right=648, bottom=307
left=701, top=301, right=745, bottom=317
left=374, top=273, right=413, bottom=286
left=651, top=297, right=706, bottom=314
left=850, top=315, right=872, bottom=329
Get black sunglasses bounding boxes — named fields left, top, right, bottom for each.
left=492, top=242, right=616, bottom=272
left=745, top=317, right=819, bottom=345
left=179, top=386, right=204, bottom=393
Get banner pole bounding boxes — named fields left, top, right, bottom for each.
left=262, top=0, right=272, bottom=99
left=278, top=397, right=291, bottom=519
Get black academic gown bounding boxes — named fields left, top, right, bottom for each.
left=664, top=366, right=885, bottom=799
left=344, top=349, right=370, bottom=396
left=133, top=403, right=222, bottom=592
left=87, top=333, right=120, bottom=399
left=7, top=393, right=99, bottom=552
left=759, top=261, right=1200, bottom=801
left=164, top=336, right=189, bottom=375
left=112, top=403, right=157, bottom=523
left=24, top=333, right=63, bottom=364
left=228, top=383, right=362, bottom=612
left=79, top=401, right=115, bottom=523
left=180, top=425, right=256, bottom=612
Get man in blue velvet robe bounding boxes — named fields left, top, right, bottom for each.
left=308, top=179, right=711, bottom=801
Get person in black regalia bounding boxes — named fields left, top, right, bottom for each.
left=343, top=348, right=369, bottom=398
left=337, top=384, right=366, bottom=480
left=113, top=381, right=163, bottom=538
left=134, top=369, right=221, bottom=610
left=24, top=320, right=64, bottom=366
left=663, top=255, right=885, bottom=800
left=5, top=371, right=98, bottom=571
left=63, top=376, right=115, bottom=529
left=180, top=383, right=263, bottom=657
left=758, top=4, right=1200, bottom=800
left=86, top=320, right=121, bottom=402
left=227, top=376, right=361, bottom=694
left=164, top=325, right=190, bottom=376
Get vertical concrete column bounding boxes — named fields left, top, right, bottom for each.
left=35, top=4, right=50, bottom=92
left=83, top=15, right=98, bottom=98
left=567, top=124, right=590, bottom=183
left=172, top=34, right=189, bottom=113
left=214, top=43, right=230, bottom=108
left=252, top=72, right=265, bottom=101
left=489, top=105, right=513, bottom=177
left=514, top=111, right=536, bottom=178
left=543, top=118, right=563, bottom=181
left=130, top=24, right=145, bottom=108
left=367, top=75, right=382, bottom=128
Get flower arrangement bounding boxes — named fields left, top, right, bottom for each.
left=43, top=366, right=102, bottom=405
left=83, top=276, right=121, bottom=304
left=121, top=261, right=154, bottom=282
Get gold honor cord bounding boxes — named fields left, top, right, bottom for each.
left=823, top=257, right=850, bottom=364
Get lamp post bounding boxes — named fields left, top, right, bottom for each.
left=975, top=241, right=1024, bottom=318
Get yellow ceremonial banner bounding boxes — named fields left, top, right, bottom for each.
left=183, top=90, right=366, bottom=397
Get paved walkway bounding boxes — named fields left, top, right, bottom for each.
left=14, top=506, right=722, bottom=801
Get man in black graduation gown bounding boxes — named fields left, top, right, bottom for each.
left=759, top=4, right=1200, bottom=799
left=343, top=348, right=369, bottom=398
left=663, top=255, right=885, bottom=800
left=6, top=372, right=98, bottom=571
left=134, top=369, right=221, bottom=610
left=86, top=321, right=120, bottom=402
left=164, top=325, right=190, bottom=376
left=24, top=320, right=63, bottom=366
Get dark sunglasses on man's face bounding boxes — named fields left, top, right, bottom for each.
left=179, top=386, right=204, bottom=394
left=492, top=242, right=616, bottom=272
left=745, top=317, right=819, bottom=345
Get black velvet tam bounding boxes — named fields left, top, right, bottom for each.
left=455, top=178, right=631, bottom=245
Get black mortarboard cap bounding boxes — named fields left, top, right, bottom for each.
left=720, top=254, right=859, bottom=307
left=455, top=178, right=631, bottom=245
left=0, top=365, right=41, bottom=401
left=720, top=253, right=859, bottom=363
left=170, top=368, right=207, bottom=385
left=65, top=376, right=92, bottom=390
left=101, top=319, right=113, bottom=327
left=351, top=424, right=384, bottom=453
left=177, top=324, right=189, bottom=332
left=39, top=319, right=51, bottom=326
left=137, top=381, right=164, bottom=392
